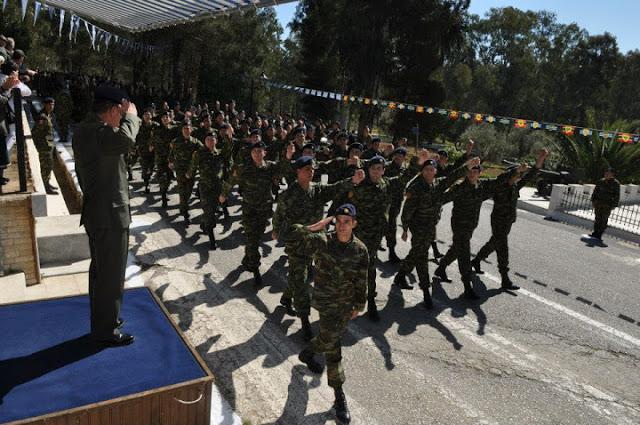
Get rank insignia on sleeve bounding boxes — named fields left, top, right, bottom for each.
left=348, top=191, right=354, bottom=198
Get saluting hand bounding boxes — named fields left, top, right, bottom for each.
left=219, top=195, right=226, bottom=203
left=466, top=157, right=481, bottom=169
left=401, top=230, right=408, bottom=242
left=349, top=310, right=359, bottom=320
left=467, top=139, right=475, bottom=155
left=535, top=149, right=548, bottom=168
left=306, top=216, right=334, bottom=232
left=352, top=169, right=365, bottom=184
left=384, top=144, right=394, bottom=156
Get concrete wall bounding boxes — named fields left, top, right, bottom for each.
left=0, top=193, right=41, bottom=285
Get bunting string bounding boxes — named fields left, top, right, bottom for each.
left=266, top=82, right=640, bottom=144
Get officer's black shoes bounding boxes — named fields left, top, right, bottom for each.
left=393, top=273, right=413, bottom=290
left=209, top=233, right=217, bottom=250
left=378, top=245, right=386, bottom=252
left=301, top=317, right=313, bottom=342
left=253, top=270, right=262, bottom=286
left=280, top=296, right=296, bottom=316
left=431, top=242, right=444, bottom=259
left=589, top=232, right=602, bottom=240
left=434, top=265, right=452, bottom=283
left=423, top=288, right=434, bottom=310
left=95, top=332, right=135, bottom=347
left=463, top=280, right=480, bottom=300
left=471, top=258, right=484, bottom=274
left=48, top=182, right=58, bottom=190
left=127, top=171, right=133, bottom=181
left=367, top=299, right=380, bottom=322
left=144, top=183, right=150, bottom=194
left=501, top=274, right=520, bottom=291
left=183, top=213, right=191, bottom=225
left=161, top=194, right=168, bottom=208
left=298, top=347, right=324, bottom=373
left=333, top=387, right=351, bottom=423
left=388, top=247, right=401, bottom=263
left=116, top=318, right=125, bottom=329
left=44, top=182, right=59, bottom=195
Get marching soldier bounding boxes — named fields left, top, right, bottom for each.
left=53, top=87, right=72, bottom=143
left=289, top=206, right=368, bottom=424
left=471, top=149, right=547, bottom=289
left=150, top=111, right=177, bottom=207
left=134, top=108, right=159, bottom=193
left=272, top=156, right=365, bottom=341
left=168, top=121, right=203, bottom=224
left=384, top=146, right=408, bottom=262
left=187, top=130, right=226, bottom=249
left=590, top=166, right=621, bottom=241
left=31, top=97, right=58, bottom=194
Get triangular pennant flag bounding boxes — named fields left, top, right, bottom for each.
left=474, top=114, right=483, bottom=122
left=59, top=10, right=66, bottom=37
left=3, top=0, right=8, bottom=12
left=561, top=125, right=575, bottom=135
left=48, top=5, right=54, bottom=20
left=618, top=133, right=632, bottom=143
left=20, top=0, right=28, bottom=20
left=462, top=112, right=471, bottom=119
left=579, top=128, right=593, bottom=137
left=33, top=2, right=42, bottom=25
left=515, top=119, right=527, bottom=128
left=486, top=116, right=495, bottom=123
left=530, top=121, right=542, bottom=129
left=449, top=110, right=458, bottom=118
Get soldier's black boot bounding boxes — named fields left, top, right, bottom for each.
left=434, top=265, right=452, bottom=283
left=501, top=273, right=520, bottom=290
left=301, top=316, right=313, bottom=342
left=161, top=192, right=168, bottom=208
left=208, top=229, right=217, bottom=250
left=431, top=242, right=444, bottom=259
left=422, top=286, right=434, bottom=310
left=298, top=346, right=323, bottom=373
left=252, top=269, right=262, bottom=286
left=144, top=180, right=150, bottom=194
left=222, top=202, right=230, bottom=219
left=393, top=272, right=413, bottom=290
left=183, top=212, right=191, bottom=225
left=471, top=258, right=484, bottom=274
left=333, top=387, right=351, bottom=423
left=388, top=245, right=401, bottom=263
left=367, top=297, right=380, bottom=322
left=463, top=279, right=480, bottom=300
left=280, top=296, right=296, bottom=316
left=127, top=170, right=133, bottom=181
left=44, top=181, right=59, bottom=195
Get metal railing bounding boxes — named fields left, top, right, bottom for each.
left=560, top=187, right=640, bottom=235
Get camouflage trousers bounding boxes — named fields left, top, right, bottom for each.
left=398, top=230, right=433, bottom=289
left=175, top=172, right=195, bottom=215
left=155, top=160, right=173, bottom=194
left=593, top=206, right=613, bottom=236
left=439, top=229, right=474, bottom=282
left=241, top=204, right=271, bottom=271
left=137, top=151, right=155, bottom=184
left=355, top=228, right=384, bottom=300
left=199, top=184, right=221, bottom=233
left=282, top=250, right=312, bottom=317
left=127, top=148, right=137, bottom=174
left=475, top=220, right=513, bottom=274
left=310, top=308, right=351, bottom=389
left=38, top=146, right=54, bottom=183
left=385, top=198, right=402, bottom=248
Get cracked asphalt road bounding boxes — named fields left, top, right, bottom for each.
left=126, top=175, right=640, bottom=425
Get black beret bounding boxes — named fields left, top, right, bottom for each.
left=371, top=137, right=381, bottom=143
left=471, top=164, right=483, bottom=171
left=200, top=114, right=211, bottom=121
left=302, top=142, right=315, bottom=152
left=368, top=155, right=386, bottom=166
left=229, top=99, right=236, bottom=103
left=393, top=147, right=408, bottom=156
left=294, top=127, right=306, bottom=135
left=219, top=123, right=230, bottom=130
left=422, top=159, right=438, bottom=169
left=336, top=132, right=348, bottom=140
left=159, top=111, right=170, bottom=117
left=205, top=130, right=218, bottom=138
left=294, top=156, right=314, bottom=170
left=181, top=121, right=192, bottom=128
left=348, top=142, right=364, bottom=152
left=606, top=167, right=615, bottom=173
left=43, top=97, right=55, bottom=104
left=437, top=149, right=449, bottom=158
left=143, top=107, right=153, bottom=114
left=251, top=141, right=266, bottom=150
left=250, top=129, right=261, bottom=137
left=335, top=203, right=356, bottom=217
left=94, top=85, right=129, bottom=104
left=240, top=119, right=249, bottom=125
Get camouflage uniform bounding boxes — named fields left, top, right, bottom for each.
left=384, top=160, right=406, bottom=252
left=151, top=125, right=177, bottom=196
left=168, top=136, right=203, bottom=216
left=398, top=165, right=468, bottom=288
left=273, top=178, right=356, bottom=318
left=133, top=119, right=158, bottom=187
left=591, top=177, right=620, bottom=238
left=31, top=110, right=55, bottom=183
left=474, top=167, right=540, bottom=274
left=53, top=89, right=73, bottom=143
left=222, top=158, right=290, bottom=271
left=438, top=168, right=518, bottom=285
left=188, top=145, right=226, bottom=233
left=286, top=224, right=368, bottom=388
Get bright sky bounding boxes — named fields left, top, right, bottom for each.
left=273, top=1, right=639, bottom=54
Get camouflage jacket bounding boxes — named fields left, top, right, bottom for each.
left=286, top=225, right=369, bottom=313
left=316, top=157, right=362, bottom=183
left=385, top=161, right=408, bottom=204
left=401, top=164, right=468, bottom=238
left=591, top=177, right=620, bottom=207
left=136, top=120, right=159, bottom=152
left=151, top=125, right=178, bottom=163
left=273, top=178, right=355, bottom=234
left=489, top=166, right=540, bottom=224
left=443, top=168, right=519, bottom=233
left=31, top=111, right=54, bottom=150
left=168, top=136, right=203, bottom=172
left=222, top=158, right=291, bottom=209
left=438, top=153, right=468, bottom=177
left=188, top=146, right=226, bottom=191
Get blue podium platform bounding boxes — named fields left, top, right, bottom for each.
left=0, top=287, right=212, bottom=425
